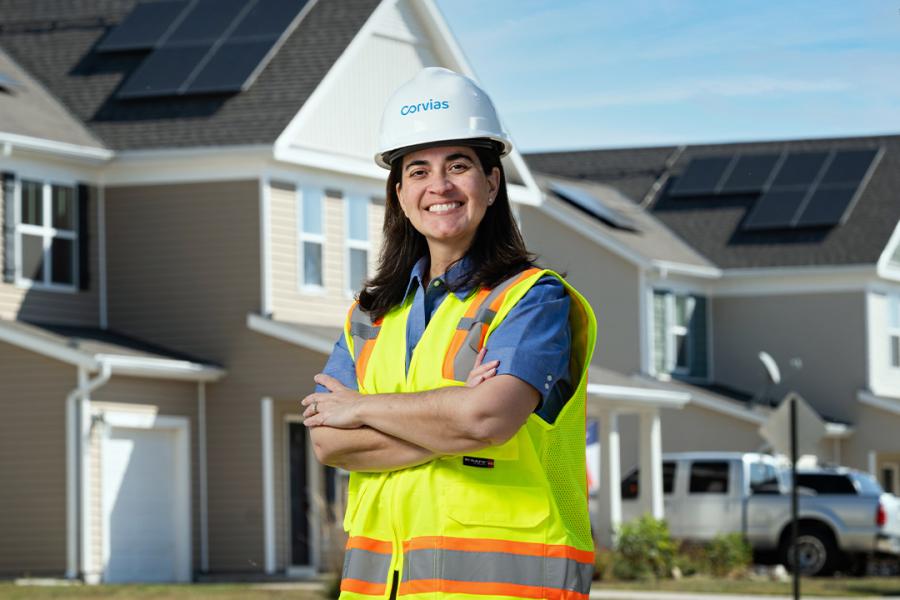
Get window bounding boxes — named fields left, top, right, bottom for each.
left=653, top=290, right=708, bottom=378
left=298, top=187, right=324, bottom=289
left=345, top=195, right=370, bottom=294
left=749, top=462, right=780, bottom=494
left=620, top=462, right=677, bottom=499
left=795, top=473, right=857, bottom=495
left=880, top=464, right=898, bottom=495
left=689, top=461, right=729, bottom=494
left=16, top=179, right=78, bottom=289
left=889, top=295, right=900, bottom=369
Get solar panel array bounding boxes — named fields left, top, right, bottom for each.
left=549, top=182, right=637, bottom=231
left=669, top=148, right=881, bottom=231
left=97, top=0, right=310, bottom=98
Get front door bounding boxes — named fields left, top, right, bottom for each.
left=288, top=422, right=311, bottom=567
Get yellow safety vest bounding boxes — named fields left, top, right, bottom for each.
left=341, top=268, right=597, bottom=600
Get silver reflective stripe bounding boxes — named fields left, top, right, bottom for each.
left=450, top=272, right=531, bottom=380
left=402, top=548, right=593, bottom=593
left=343, top=548, right=392, bottom=583
left=349, top=304, right=380, bottom=363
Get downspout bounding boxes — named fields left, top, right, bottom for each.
left=65, top=361, right=112, bottom=580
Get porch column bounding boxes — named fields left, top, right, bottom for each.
left=639, top=410, right=664, bottom=520
left=599, top=410, right=621, bottom=544
left=261, top=397, right=276, bottom=574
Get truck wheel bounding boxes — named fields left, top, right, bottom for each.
left=779, top=527, right=837, bottom=577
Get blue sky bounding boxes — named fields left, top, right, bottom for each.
left=433, top=1, right=900, bottom=152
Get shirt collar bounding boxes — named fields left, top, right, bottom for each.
left=404, top=255, right=476, bottom=300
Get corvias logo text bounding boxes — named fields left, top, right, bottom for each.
left=400, top=99, right=450, bottom=115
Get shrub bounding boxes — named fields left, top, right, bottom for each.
left=704, top=533, right=752, bottom=577
left=593, top=547, right=615, bottom=580
left=612, top=515, right=677, bottom=581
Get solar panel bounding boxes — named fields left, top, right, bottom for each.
left=115, top=0, right=308, bottom=98
left=769, top=152, right=828, bottom=187
left=549, top=182, right=637, bottom=231
left=165, top=0, right=249, bottom=45
left=794, top=187, right=858, bottom=228
left=669, top=156, right=733, bottom=196
left=97, top=0, right=188, bottom=52
left=742, top=189, right=807, bottom=231
left=117, top=45, right=210, bottom=98
left=819, top=149, right=878, bottom=186
left=718, top=153, right=780, bottom=194
left=186, top=39, right=276, bottom=94
left=231, top=0, right=311, bottom=38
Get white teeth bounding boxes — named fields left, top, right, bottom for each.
left=427, top=202, right=461, bottom=213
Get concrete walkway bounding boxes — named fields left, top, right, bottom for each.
left=590, top=590, right=881, bottom=600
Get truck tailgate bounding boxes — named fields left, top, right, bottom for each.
left=881, top=494, right=900, bottom=539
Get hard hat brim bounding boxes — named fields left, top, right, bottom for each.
left=375, top=136, right=512, bottom=170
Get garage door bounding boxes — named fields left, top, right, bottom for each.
left=102, top=426, right=187, bottom=582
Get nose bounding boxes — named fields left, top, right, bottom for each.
left=426, top=173, right=454, bottom=195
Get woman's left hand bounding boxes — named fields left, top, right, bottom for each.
left=301, top=374, right=364, bottom=428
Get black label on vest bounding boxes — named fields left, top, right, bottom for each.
left=462, top=456, right=494, bottom=468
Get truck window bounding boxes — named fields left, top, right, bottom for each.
left=795, top=473, right=856, bottom=495
left=620, top=462, right=677, bottom=499
left=750, top=461, right=779, bottom=493
left=689, top=461, right=729, bottom=494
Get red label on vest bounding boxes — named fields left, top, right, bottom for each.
left=462, top=456, right=494, bottom=468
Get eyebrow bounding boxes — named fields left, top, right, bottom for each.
left=404, top=152, right=476, bottom=171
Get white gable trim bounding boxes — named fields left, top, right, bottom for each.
left=859, top=390, right=900, bottom=416
left=0, top=323, right=98, bottom=369
left=716, top=264, right=877, bottom=297
left=877, top=220, right=900, bottom=282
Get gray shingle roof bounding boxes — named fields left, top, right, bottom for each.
left=0, top=47, right=106, bottom=149
left=526, top=134, right=900, bottom=269
left=0, top=0, right=380, bottom=150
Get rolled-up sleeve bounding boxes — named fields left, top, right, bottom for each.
left=483, top=275, right=571, bottom=403
left=315, top=333, right=359, bottom=393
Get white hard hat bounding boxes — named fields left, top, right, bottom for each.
left=375, top=67, right=512, bottom=169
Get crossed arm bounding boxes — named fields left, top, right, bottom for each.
left=302, top=352, right=539, bottom=473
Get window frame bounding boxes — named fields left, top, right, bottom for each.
left=888, top=294, right=900, bottom=370
left=653, top=289, right=698, bottom=377
left=344, top=194, right=371, bottom=298
left=881, top=462, right=900, bottom=495
left=14, top=178, right=79, bottom=293
left=296, top=187, right=326, bottom=294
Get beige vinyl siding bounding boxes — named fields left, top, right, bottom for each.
left=0, top=342, right=74, bottom=576
left=842, top=404, right=900, bottom=474
left=0, top=182, right=100, bottom=326
left=90, top=377, right=200, bottom=573
left=713, top=292, right=867, bottom=424
left=106, top=180, right=266, bottom=571
left=270, top=182, right=384, bottom=327
left=518, top=203, right=642, bottom=374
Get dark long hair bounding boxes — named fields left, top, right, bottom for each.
left=358, top=145, right=535, bottom=321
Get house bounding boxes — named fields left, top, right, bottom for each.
left=1, top=0, right=682, bottom=583
left=520, top=135, right=900, bottom=524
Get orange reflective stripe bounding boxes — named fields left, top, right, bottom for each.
left=397, top=579, right=589, bottom=600
left=487, top=268, right=540, bottom=313
left=341, top=578, right=387, bottom=596
left=441, top=288, right=490, bottom=379
left=401, top=536, right=594, bottom=564
left=346, top=536, right=394, bottom=554
left=355, top=339, right=377, bottom=383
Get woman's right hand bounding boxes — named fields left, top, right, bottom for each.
left=466, top=347, right=500, bottom=387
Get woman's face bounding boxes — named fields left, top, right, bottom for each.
left=396, top=145, right=499, bottom=254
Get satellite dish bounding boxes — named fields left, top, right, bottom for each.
left=759, top=351, right=781, bottom=385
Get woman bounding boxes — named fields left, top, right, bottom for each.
left=302, top=68, right=597, bottom=600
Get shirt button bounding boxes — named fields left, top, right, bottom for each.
left=546, top=375, right=553, bottom=381
left=544, top=383, right=551, bottom=390
left=433, top=280, right=441, bottom=287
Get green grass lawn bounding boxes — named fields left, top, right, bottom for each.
left=3, top=577, right=900, bottom=599
left=593, top=576, right=900, bottom=597
left=0, top=583, right=326, bottom=599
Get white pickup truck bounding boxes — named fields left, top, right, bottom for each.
left=615, top=452, right=900, bottom=576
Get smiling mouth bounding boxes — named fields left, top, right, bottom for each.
left=427, top=202, right=462, bottom=214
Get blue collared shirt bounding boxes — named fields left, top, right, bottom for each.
left=317, top=256, right=572, bottom=423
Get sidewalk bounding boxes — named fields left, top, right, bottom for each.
left=590, top=590, right=882, bottom=600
